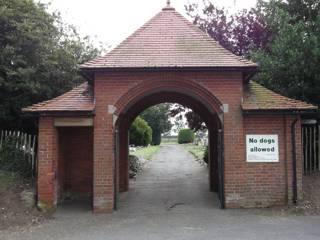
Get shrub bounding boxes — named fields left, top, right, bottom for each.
left=129, top=155, right=142, bottom=178
left=203, top=146, right=209, bottom=164
left=178, top=129, right=195, bottom=144
left=129, top=117, right=152, bottom=146
left=0, top=136, right=32, bottom=178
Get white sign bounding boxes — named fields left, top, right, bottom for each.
left=246, top=135, right=279, bottom=162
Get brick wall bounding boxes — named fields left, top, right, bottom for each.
left=37, top=71, right=302, bottom=212
left=235, top=115, right=303, bottom=207
left=58, top=127, right=93, bottom=194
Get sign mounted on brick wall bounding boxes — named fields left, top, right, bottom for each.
left=246, top=135, right=279, bottom=162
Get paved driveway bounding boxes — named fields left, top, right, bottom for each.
left=2, top=145, right=320, bottom=240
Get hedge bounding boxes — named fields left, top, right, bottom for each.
left=178, top=129, right=195, bottom=144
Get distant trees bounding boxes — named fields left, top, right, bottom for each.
left=170, top=104, right=206, bottom=132
left=0, top=0, right=102, bottom=132
left=140, top=104, right=172, bottom=145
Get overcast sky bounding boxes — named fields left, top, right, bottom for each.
left=38, top=0, right=257, bottom=48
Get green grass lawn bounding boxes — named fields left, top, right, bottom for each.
left=161, top=137, right=178, bottom=145
left=130, top=145, right=161, bottom=160
left=181, top=143, right=206, bottom=160
left=0, top=170, right=16, bottom=190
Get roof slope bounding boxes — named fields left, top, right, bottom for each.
left=22, top=81, right=316, bottom=114
left=22, top=82, right=94, bottom=113
left=81, top=6, right=257, bottom=69
left=242, top=81, right=317, bottom=112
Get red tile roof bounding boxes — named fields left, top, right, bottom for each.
left=22, top=81, right=316, bottom=114
left=242, top=81, right=317, bottom=112
left=22, top=82, right=94, bottom=114
left=81, top=7, right=257, bottom=70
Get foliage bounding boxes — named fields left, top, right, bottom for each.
left=203, top=146, right=209, bottom=164
left=178, top=129, right=195, bottom=144
left=140, top=104, right=172, bottom=145
left=0, top=0, right=101, bottom=132
left=282, top=0, right=320, bottom=22
left=129, top=117, right=152, bottom=147
left=129, top=155, right=142, bottom=178
left=170, top=104, right=206, bottom=132
left=152, top=132, right=162, bottom=146
left=173, top=115, right=185, bottom=134
left=182, top=0, right=320, bottom=130
left=0, top=136, right=31, bottom=178
left=250, top=0, right=320, bottom=104
left=186, top=0, right=271, bottom=57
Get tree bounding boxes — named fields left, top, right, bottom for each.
left=182, top=1, right=272, bottom=130
left=140, top=104, right=172, bottom=145
left=251, top=0, right=320, bottom=104
left=284, top=0, right=320, bottom=22
left=129, top=117, right=152, bottom=147
left=186, top=0, right=271, bottom=56
left=173, top=116, right=185, bottom=135
left=169, top=104, right=206, bottom=132
left=0, top=0, right=101, bottom=132
left=185, top=0, right=320, bottom=117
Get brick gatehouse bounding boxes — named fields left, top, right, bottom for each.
left=23, top=4, right=316, bottom=213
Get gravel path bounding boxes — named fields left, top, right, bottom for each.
left=2, top=144, right=320, bottom=240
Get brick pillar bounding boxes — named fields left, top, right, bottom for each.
left=93, top=112, right=115, bottom=213
left=37, top=117, right=58, bottom=211
left=208, top=126, right=218, bottom=192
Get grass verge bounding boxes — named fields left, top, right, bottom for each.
left=181, top=143, right=206, bottom=160
left=130, top=145, right=161, bottom=160
left=161, top=137, right=178, bottom=145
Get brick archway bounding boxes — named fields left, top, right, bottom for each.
left=114, top=77, right=224, bottom=118
left=113, top=77, right=225, bottom=209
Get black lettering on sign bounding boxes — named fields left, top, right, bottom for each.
left=251, top=147, right=275, bottom=152
left=249, top=138, right=257, bottom=143
left=259, top=138, right=276, bottom=144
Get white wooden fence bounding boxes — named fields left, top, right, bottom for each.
left=0, top=130, right=37, bottom=176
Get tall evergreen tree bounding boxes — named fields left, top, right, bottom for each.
left=140, top=104, right=172, bottom=145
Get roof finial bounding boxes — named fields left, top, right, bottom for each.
left=163, top=0, right=174, bottom=10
